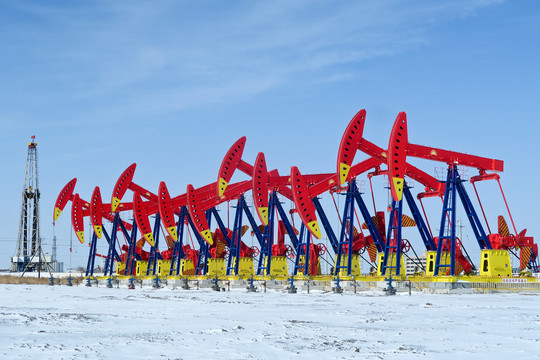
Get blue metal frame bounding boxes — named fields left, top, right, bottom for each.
left=455, top=174, right=491, bottom=250
left=210, top=203, right=267, bottom=274
left=82, top=214, right=135, bottom=278
left=179, top=207, right=208, bottom=275
left=124, top=220, right=139, bottom=276
left=293, top=224, right=311, bottom=275
left=169, top=207, right=188, bottom=275
left=224, top=196, right=267, bottom=276
left=85, top=232, right=98, bottom=277
left=256, top=191, right=300, bottom=276
left=146, top=214, right=163, bottom=276
left=403, top=184, right=436, bottom=251
left=242, top=202, right=265, bottom=248
left=434, top=166, right=458, bottom=276
left=103, top=213, right=123, bottom=276
left=353, top=186, right=385, bottom=252
left=332, top=180, right=385, bottom=276
left=256, top=193, right=276, bottom=275
left=207, top=207, right=232, bottom=247
left=434, top=165, right=491, bottom=276
left=196, top=211, right=212, bottom=275
left=226, top=196, right=245, bottom=275
left=381, top=198, right=403, bottom=276
left=529, top=250, right=539, bottom=273
left=334, top=183, right=356, bottom=276
left=312, top=196, right=339, bottom=254
left=274, top=195, right=300, bottom=250
left=103, top=222, right=116, bottom=276
left=169, top=206, right=239, bottom=276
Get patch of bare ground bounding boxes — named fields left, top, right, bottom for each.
left=0, top=275, right=84, bottom=285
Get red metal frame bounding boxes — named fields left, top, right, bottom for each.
left=133, top=191, right=155, bottom=247
left=253, top=152, right=270, bottom=225
left=291, top=166, right=322, bottom=239
left=387, top=112, right=408, bottom=202
left=53, top=178, right=77, bottom=222
left=158, top=181, right=178, bottom=241
left=70, top=194, right=85, bottom=244
left=90, top=186, right=103, bottom=239
left=187, top=184, right=213, bottom=245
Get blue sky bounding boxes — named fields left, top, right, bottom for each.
left=1, top=0, right=539, bottom=270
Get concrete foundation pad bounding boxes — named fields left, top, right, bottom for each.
left=88, top=274, right=540, bottom=294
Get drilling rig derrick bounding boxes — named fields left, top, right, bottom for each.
left=11, top=136, right=53, bottom=273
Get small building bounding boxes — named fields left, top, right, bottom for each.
left=10, top=255, right=63, bottom=273
left=404, top=252, right=427, bottom=275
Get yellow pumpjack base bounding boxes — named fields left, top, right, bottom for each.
left=376, top=252, right=405, bottom=276
left=104, top=249, right=536, bottom=286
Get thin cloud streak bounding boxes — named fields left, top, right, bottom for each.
left=1, top=0, right=504, bottom=123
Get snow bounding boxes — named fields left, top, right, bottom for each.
left=0, top=285, right=539, bottom=359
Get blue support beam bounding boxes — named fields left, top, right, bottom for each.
left=200, top=211, right=212, bottom=275
left=274, top=197, right=300, bottom=250
left=256, top=191, right=300, bottom=276
left=293, top=224, right=312, bottom=276
left=226, top=196, right=245, bottom=276
left=353, top=186, right=385, bottom=252
left=241, top=200, right=265, bottom=248
left=124, top=220, right=139, bottom=276
left=312, top=197, right=339, bottom=254
left=435, top=165, right=490, bottom=276
left=169, top=207, right=188, bottom=276
left=146, top=214, right=163, bottom=276
left=331, top=180, right=385, bottom=276
left=334, top=182, right=355, bottom=276
left=257, top=192, right=277, bottom=275
left=103, top=213, right=122, bottom=276
left=381, top=199, right=403, bottom=276
left=207, top=207, right=232, bottom=247
left=169, top=206, right=225, bottom=276
left=529, top=251, right=539, bottom=273
left=85, top=232, right=98, bottom=277
left=182, top=208, right=208, bottom=275
left=456, top=179, right=491, bottom=250
left=403, top=185, right=436, bottom=251
left=91, top=216, right=130, bottom=277
left=434, top=166, right=458, bottom=276
left=209, top=196, right=266, bottom=276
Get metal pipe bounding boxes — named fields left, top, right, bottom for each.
left=406, top=246, right=425, bottom=271
left=369, top=177, right=377, bottom=215
left=497, top=179, right=518, bottom=236
left=419, top=198, right=434, bottom=238
left=472, top=182, right=492, bottom=234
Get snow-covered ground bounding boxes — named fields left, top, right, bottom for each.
left=0, top=285, right=539, bottom=359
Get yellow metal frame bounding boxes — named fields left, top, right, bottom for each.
left=333, top=254, right=361, bottom=277
left=231, top=257, right=254, bottom=278
left=297, top=255, right=322, bottom=276
left=156, top=260, right=171, bottom=277
left=116, top=261, right=126, bottom=276
left=263, top=256, right=288, bottom=277
left=479, top=249, right=512, bottom=277
left=207, top=258, right=226, bottom=277
left=135, top=261, right=148, bottom=276
left=376, top=252, right=405, bottom=277
left=425, top=250, right=454, bottom=276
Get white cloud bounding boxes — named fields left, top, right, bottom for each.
left=2, top=0, right=505, bottom=120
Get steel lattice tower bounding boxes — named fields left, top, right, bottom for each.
left=14, top=136, right=42, bottom=271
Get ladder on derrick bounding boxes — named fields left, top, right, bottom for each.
left=293, top=224, right=312, bottom=276
left=334, top=181, right=355, bottom=277
left=380, top=199, right=403, bottom=276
